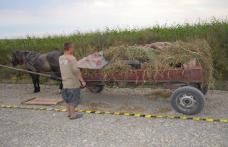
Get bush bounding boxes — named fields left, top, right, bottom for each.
left=0, top=19, right=227, bottom=80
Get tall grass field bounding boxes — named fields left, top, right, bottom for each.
left=0, top=20, right=227, bottom=87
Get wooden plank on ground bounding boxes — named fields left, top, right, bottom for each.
left=23, top=98, right=63, bottom=105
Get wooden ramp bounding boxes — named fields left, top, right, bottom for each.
left=22, top=98, right=63, bottom=105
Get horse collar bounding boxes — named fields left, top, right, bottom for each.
left=19, top=59, right=26, bottom=65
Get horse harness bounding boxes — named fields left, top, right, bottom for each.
left=24, top=51, right=40, bottom=72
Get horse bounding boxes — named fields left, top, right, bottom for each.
left=11, top=50, right=63, bottom=93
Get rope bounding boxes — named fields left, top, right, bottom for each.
left=0, top=64, right=61, bottom=80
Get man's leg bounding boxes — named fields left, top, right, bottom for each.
left=68, top=89, right=82, bottom=119
left=69, top=104, right=76, bottom=118
left=66, top=103, right=70, bottom=117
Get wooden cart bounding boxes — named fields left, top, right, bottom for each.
left=84, top=67, right=207, bottom=115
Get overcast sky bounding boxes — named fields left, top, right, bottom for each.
left=0, top=0, right=227, bottom=39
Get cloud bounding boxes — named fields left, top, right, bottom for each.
left=0, top=0, right=228, bottom=38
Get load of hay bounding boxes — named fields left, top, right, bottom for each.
left=81, top=39, right=214, bottom=87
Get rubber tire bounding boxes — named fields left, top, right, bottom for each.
left=171, top=86, right=205, bottom=115
left=87, top=85, right=104, bottom=93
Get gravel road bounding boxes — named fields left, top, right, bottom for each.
left=0, top=84, right=228, bottom=147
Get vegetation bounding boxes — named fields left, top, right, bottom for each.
left=0, top=19, right=227, bottom=83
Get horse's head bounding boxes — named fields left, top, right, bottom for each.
left=11, top=51, right=27, bottom=66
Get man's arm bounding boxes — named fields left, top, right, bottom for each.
left=70, top=56, right=86, bottom=87
left=77, top=71, right=86, bottom=87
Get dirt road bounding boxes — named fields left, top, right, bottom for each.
left=1, top=84, right=228, bottom=118
left=0, top=84, right=228, bottom=146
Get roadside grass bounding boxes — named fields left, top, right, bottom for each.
left=0, top=19, right=227, bottom=88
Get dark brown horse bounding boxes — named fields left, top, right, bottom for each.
left=11, top=50, right=63, bottom=93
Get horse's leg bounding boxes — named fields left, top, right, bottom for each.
left=59, top=81, right=63, bottom=93
left=36, top=75, right=40, bottom=92
left=30, top=74, right=39, bottom=93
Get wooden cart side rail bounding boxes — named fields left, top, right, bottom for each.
left=83, top=67, right=203, bottom=83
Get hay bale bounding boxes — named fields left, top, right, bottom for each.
left=84, top=39, right=214, bottom=87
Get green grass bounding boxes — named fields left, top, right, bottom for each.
left=0, top=19, right=228, bottom=81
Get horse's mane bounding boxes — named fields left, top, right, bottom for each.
left=13, top=51, right=39, bottom=65
left=15, top=50, right=62, bottom=62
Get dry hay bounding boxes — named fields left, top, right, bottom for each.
left=155, top=39, right=214, bottom=87
left=82, top=39, right=214, bottom=87
left=101, top=60, right=131, bottom=73
left=101, top=45, right=159, bottom=75
left=142, top=42, right=172, bottom=51
left=103, top=45, right=158, bottom=62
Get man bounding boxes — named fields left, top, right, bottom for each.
left=59, top=42, right=86, bottom=120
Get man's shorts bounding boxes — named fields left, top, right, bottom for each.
left=62, top=88, right=81, bottom=106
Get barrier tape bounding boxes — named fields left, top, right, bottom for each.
left=0, top=104, right=228, bottom=123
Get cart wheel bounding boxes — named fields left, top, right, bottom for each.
left=87, top=85, right=104, bottom=93
left=171, top=86, right=205, bottom=115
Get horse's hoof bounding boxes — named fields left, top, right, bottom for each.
left=58, top=89, right=62, bottom=94
left=34, top=88, right=40, bottom=93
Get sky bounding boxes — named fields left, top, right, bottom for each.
left=0, top=0, right=228, bottom=39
